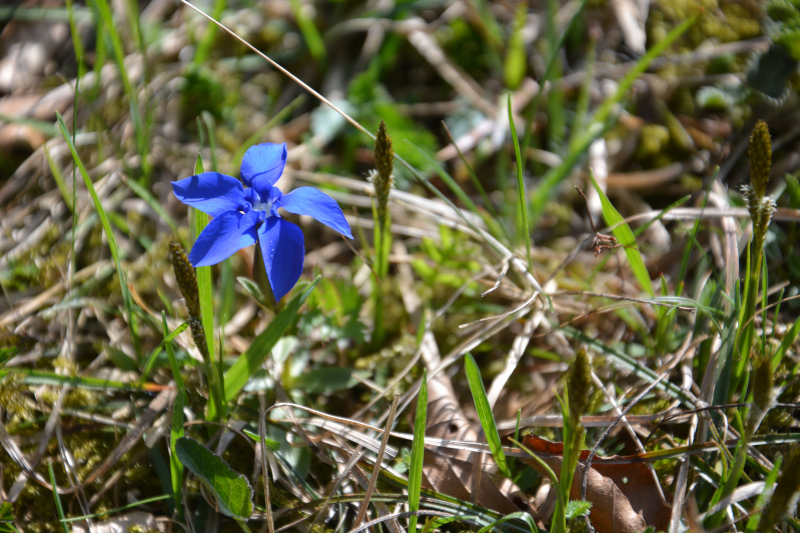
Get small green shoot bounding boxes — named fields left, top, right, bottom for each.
left=465, top=353, right=510, bottom=479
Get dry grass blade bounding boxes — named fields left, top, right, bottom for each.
left=352, top=395, right=399, bottom=529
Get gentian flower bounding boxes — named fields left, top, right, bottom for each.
left=172, top=142, right=352, bottom=301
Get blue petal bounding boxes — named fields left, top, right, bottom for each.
left=278, top=187, right=353, bottom=238
left=189, top=210, right=260, bottom=267
left=172, top=172, right=246, bottom=217
left=240, top=143, right=287, bottom=195
left=258, top=217, right=305, bottom=301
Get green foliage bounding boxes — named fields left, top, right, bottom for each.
left=175, top=437, right=254, bottom=519
left=410, top=225, right=481, bottom=292
left=408, top=370, right=428, bottom=532
left=290, top=367, right=366, bottom=394
left=465, top=353, right=510, bottom=478
left=347, top=69, right=438, bottom=173
left=5, top=1, right=800, bottom=530
left=302, top=277, right=366, bottom=347
left=224, top=278, right=320, bottom=401
left=589, top=172, right=654, bottom=297
left=565, top=500, right=592, bottom=520
left=180, top=65, right=227, bottom=125
left=0, top=502, right=20, bottom=533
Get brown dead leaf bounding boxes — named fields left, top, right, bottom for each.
left=422, top=374, right=529, bottom=515
left=415, top=333, right=535, bottom=518
left=520, top=434, right=671, bottom=533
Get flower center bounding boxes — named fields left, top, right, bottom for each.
left=245, top=188, right=272, bottom=213
left=252, top=198, right=273, bottom=213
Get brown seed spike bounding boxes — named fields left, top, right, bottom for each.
left=374, top=120, right=394, bottom=185
left=169, top=242, right=200, bottom=319
left=747, top=120, right=772, bottom=199
left=567, top=348, right=592, bottom=426
left=170, top=242, right=211, bottom=363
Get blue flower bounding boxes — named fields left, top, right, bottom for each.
left=172, top=142, right=353, bottom=301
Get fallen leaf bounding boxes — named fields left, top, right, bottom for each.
left=520, top=434, right=671, bottom=533
left=419, top=334, right=534, bottom=516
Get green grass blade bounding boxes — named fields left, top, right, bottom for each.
left=464, top=353, right=510, bottom=478
left=192, top=153, right=215, bottom=360
left=521, top=0, right=589, bottom=151
left=589, top=171, right=654, bottom=297
left=773, top=314, right=800, bottom=370
left=633, top=194, right=692, bottom=237
left=140, top=321, right=189, bottom=383
left=193, top=0, right=226, bottom=64
left=408, top=369, right=428, bottom=532
left=289, top=0, right=326, bottom=62
left=530, top=13, right=697, bottom=221
left=508, top=94, right=531, bottom=269
left=48, top=463, right=70, bottom=533
left=408, top=140, right=481, bottom=215
left=56, top=111, right=140, bottom=358
left=224, top=277, right=320, bottom=401
left=567, top=327, right=699, bottom=407
left=441, top=122, right=499, bottom=219
left=478, top=512, right=538, bottom=533
left=90, top=0, right=149, bottom=178
left=43, top=142, right=73, bottom=211
left=745, top=455, right=782, bottom=533
left=163, top=313, right=185, bottom=521
left=20, top=369, right=148, bottom=391
left=124, top=176, right=181, bottom=241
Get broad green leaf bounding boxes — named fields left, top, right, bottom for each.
left=224, top=277, right=319, bottom=400
left=175, top=437, right=253, bottom=519
left=464, top=353, right=510, bottom=478
left=408, top=370, right=428, bottom=532
left=589, top=172, right=654, bottom=297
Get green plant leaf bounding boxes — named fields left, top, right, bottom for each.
left=291, top=367, right=366, bottom=394
left=240, top=429, right=281, bottom=451
left=56, top=111, right=140, bottom=359
left=566, top=500, right=592, bottom=520
left=408, top=369, right=428, bottom=532
left=140, top=321, right=190, bottom=383
left=237, top=276, right=270, bottom=308
left=464, top=353, right=510, bottom=478
left=589, top=172, right=654, bottom=297
left=104, top=345, right=138, bottom=372
left=224, top=277, right=319, bottom=401
left=509, top=93, right=531, bottom=268
left=175, top=437, right=253, bottom=519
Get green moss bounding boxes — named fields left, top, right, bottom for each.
left=0, top=373, right=33, bottom=427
